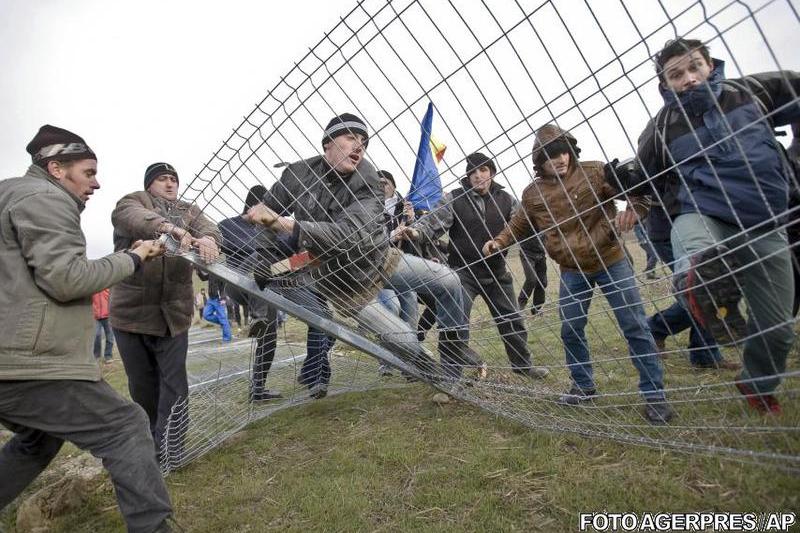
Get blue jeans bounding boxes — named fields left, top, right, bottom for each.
left=202, top=298, right=232, bottom=341
left=378, top=288, right=419, bottom=328
left=272, top=285, right=334, bottom=388
left=648, top=240, right=722, bottom=365
left=384, top=253, right=465, bottom=334
left=93, top=318, right=114, bottom=360
left=634, top=223, right=658, bottom=271
left=559, top=259, right=664, bottom=398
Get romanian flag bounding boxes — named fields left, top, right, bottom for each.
left=407, top=102, right=445, bottom=212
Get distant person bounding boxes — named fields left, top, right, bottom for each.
left=92, top=288, right=114, bottom=364
left=195, top=289, right=206, bottom=319
left=203, top=276, right=232, bottom=342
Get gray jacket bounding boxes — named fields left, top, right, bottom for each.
left=0, top=165, right=135, bottom=381
left=263, top=156, right=388, bottom=300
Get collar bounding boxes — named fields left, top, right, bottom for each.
left=660, top=58, right=725, bottom=114
left=26, top=164, right=86, bottom=212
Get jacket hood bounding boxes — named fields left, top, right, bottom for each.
left=659, top=58, right=725, bottom=114
left=531, top=124, right=579, bottom=178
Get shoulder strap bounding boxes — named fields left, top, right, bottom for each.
left=653, top=107, right=671, bottom=171
left=723, top=78, right=774, bottom=121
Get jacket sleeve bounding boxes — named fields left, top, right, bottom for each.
left=601, top=164, right=651, bottom=219
left=295, top=166, right=384, bottom=256
left=263, top=167, right=299, bottom=215
left=111, top=193, right=165, bottom=239
left=185, top=206, right=222, bottom=243
left=413, top=192, right=455, bottom=242
left=745, top=71, right=800, bottom=126
left=494, top=187, right=536, bottom=249
left=11, top=193, right=135, bottom=303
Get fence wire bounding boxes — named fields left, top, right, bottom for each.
left=160, top=0, right=800, bottom=474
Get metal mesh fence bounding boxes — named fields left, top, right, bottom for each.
left=159, top=0, right=800, bottom=474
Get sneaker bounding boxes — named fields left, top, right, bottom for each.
left=643, top=398, right=675, bottom=425
left=249, top=389, right=283, bottom=403
left=557, top=385, right=597, bottom=405
left=309, top=382, right=328, bottom=400
left=513, top=366, right=550, bottom=379
left=735, top=380, right=781, bottom=414
left=681, top=245, right=747, bottom=344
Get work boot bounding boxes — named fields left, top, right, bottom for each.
left=643, top=397, right=675, bottom=425
left=557, top=385, right=596, bottom=405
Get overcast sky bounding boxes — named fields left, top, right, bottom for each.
left=0, top=1, right=347, bottom=257
left=1, top=0, right=797, bottom=258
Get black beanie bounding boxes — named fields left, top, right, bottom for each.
left=465, top=152, right=497, bottom=177
left=26, top=125, right=96, bottom=168
left=377, top=170, right=395, bottom=187
left=243, top=184, right=268, bottom=214
left=144, top=162, right=179, bottom=191
left=322, top=113, right=369, bottom=149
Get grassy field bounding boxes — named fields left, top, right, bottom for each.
left=2, top=242, right=799, bottom=532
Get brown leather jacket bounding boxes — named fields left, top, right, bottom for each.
left=494, top=127, right=649, bottom=273
left=110, top=191, right=221, bottom=337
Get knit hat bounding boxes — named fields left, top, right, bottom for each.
left=465, top=152, right=497, bottom=177
left=322, top=113, right=369, bottom=149
left=26, top=125, right=96, bottom=168
left=377, top=170, right=395, bottom=187
left=243, top=184, right=268, bottom=214
left=144, top=162, right=179, bottom=191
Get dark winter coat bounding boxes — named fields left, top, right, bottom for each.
left=110, top=191, right=221, bottom=337
left=636, top=60, right=800, bottom=228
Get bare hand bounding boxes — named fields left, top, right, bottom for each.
left=394, top=226, right=419, bottom=241
left=192, top=236, right=220, bottom=263
left=130, top=239, right=165, bottom=262
left=615, top=209, right=638, bottom=233
left=244, top=203, right=279, bottom=227
left=159, top=222, right=192, bottom=251
left=482, top=240, right=501, bottom=256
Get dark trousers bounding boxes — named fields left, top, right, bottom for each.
left=114, top=330, right=189, bottom=456
left=0, top=379, right=172, bottom=533
left=460, top=271, right=532, bottom=370
left=518, top=250, right=547, bottom=311
left=93, top=317, right=114, bottom=360
left=225, top=284, right=278, bottom=393
left=647, top=240, right=722, bottom=365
